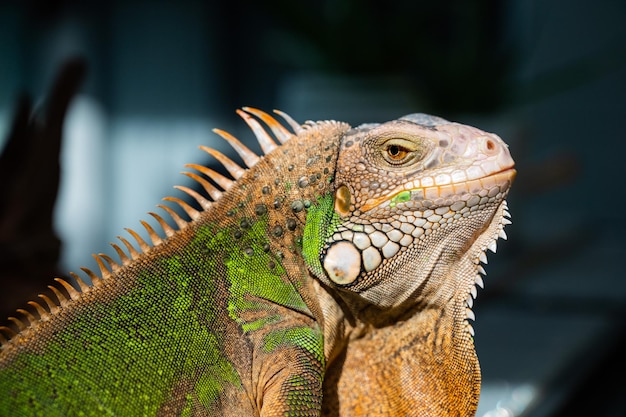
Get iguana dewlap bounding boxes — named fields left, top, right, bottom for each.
left=0, top=108, right=515, bottom=416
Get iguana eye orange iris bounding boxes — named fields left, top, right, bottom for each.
left=381, top=139, right=420, bottom=166
left=387, top=144, right=407, bottom=160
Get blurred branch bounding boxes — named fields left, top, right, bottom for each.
left=0, top=56, right=86, bottom=319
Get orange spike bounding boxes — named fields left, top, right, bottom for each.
left=237, top=108, right=281, bottom=152
left=27, top=301, right=49, bottom=319
left=163, top=196, right=200, bottom=221
left=16, top=308, right=36, bottom=326
left=140, top=220, right=162, bottom=246
left=174, top=185, right=212, bottom=211
left=117, top=236, right=141, bottom=260
left=80, top=267, right=102, bottom=285
left=110, top=242, right=132, bottom=265
left=199, top=146, right=245, bottom=179
left=0, top=326, right=17, bottom=338
left=212, top=128, right=260, bottom=168
left=157, top=203, right=188, bottom=229
left=273, top=109, right=303, bottom=134
left=55, top=278, right=81, bottom=301
left=92, top=254, right=112, bottom=280
left=0, top=330, right=8, bottom=344
left=70, top=271, right=92, bottom=292
left=48, top=284, right=69, bottom=307
left=185, top=163, right=234, bottom=191
left=241, top=107, right=292, bottom=146
left=125, top=227, right=151, bottom=253
left=8, top=317, right=26, bottom=332
left=182, top=171, right=222, bottom=201
left=148, top=212, right=176, bottom=237
left=38, top=293, right=59, bottom=313
left=99, top=253, right=122, bottom=273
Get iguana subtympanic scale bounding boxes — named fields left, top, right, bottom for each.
left=0, top=108, right=515, bottom=416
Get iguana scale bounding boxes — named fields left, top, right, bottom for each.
left=0, top=108, right=515, bottom=416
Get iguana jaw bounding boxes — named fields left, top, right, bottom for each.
left=316, top=167, right=515, bottom=308
left=359, top=167, right=516, bottom=212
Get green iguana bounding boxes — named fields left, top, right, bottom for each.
left=0, top=107, right=515, bottom=416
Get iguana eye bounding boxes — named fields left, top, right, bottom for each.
left=387, top=144, right=408, bottom=160
left=381, top=139, right=422, bottom=166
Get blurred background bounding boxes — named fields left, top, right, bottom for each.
left=1, top=1, right=625, bottom=416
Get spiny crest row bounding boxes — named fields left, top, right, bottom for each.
left=0, top=107, right=303, bottom=344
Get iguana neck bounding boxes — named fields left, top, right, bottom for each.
left=317, top=257, right=481, bottom=416
left=196, top=121, right=351, bottom=321
left=318, top=200, right=510, bottom=416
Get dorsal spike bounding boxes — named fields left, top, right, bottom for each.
left=273, top=109, right=304, bottom=134
left=174, top=185, right=212, bottom=211
left=186, top=163, right=234, bottom=191
left=8, top=317, right=27, bottom=332
left=117, top=236, right=141, bottom=260
left=80, top=267, right=102, bottom=285
left=97, top=253, right=121, bottom=274
left=38, top=293, right=58, bottom=313
left=212, top=128, right=260, bottom=169
left=27, top=301, right=49, bottom=320
left=242, top=107, right=294, bottom=144
left=237, top=108, right=281, bottom=151
left=157, top=203, right=188, bottom=229
left=16, top=308, right=36, bottom=326
left=181, top=170, right=223, bottom=201
left=92, top=254, right=113, bottom=279
left=199, top=146, right=246, bottom=179
left=0, top=329, right=9, bottom=344
left=110, top=242, right=132, bottom=265
left=140, top=220, right=163, bottom=246
left=148, top=212, right=176, bottom=237
left=125, top=227, right=151, bottom=253
left=70, top=272, right=92, bottom=292
left=48, top=284, right=69, bottom=307
left=0, top=326, right=17, bottom=339
left=54, top=278, right=81, bottom=301
left=163, top=196, right=201, bottom=221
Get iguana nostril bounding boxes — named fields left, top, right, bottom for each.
left=483, top=137, right=498, bottom=154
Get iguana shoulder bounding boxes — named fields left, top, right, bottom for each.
left=0, top=108, right=515, bottom=416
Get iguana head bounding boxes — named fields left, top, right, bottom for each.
left=308, top=113, right=515, bottom=324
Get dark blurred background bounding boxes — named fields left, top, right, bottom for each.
left=1, top=1, right=625, bottom=416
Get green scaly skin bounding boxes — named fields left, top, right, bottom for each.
left=0, top=108, right=515, bottom=416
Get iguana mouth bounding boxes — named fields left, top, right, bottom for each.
left=361, top=167, right=516, bottom=213
left=485, top=167, right=516, bottom=182
left=474, top=167, right=516, bottom=193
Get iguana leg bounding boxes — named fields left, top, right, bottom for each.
left=250, top=316, right=325, bottom=417
left=258, top=344, right=325, bottom=417
left=225, top=299, right=326, bottom=417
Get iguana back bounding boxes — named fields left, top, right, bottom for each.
left=0, top=108, right=515, bottom=416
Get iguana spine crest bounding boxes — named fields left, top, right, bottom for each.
left=0, top=107, right=299, bottom=349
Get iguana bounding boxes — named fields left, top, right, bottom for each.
left=0, top=107, right=515, bottom=416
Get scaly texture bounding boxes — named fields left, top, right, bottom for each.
left=0, top=108, right=515, bottom=416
